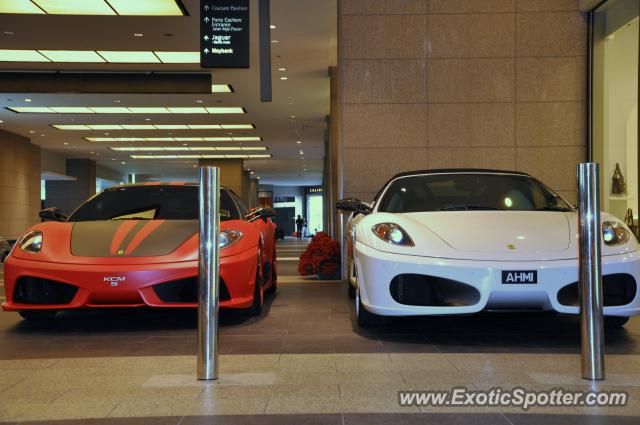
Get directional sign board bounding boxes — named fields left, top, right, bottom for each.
left=200, top=0, right=250, bottom=69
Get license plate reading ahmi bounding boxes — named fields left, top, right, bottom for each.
left=502, top=270, right=537, bottom=284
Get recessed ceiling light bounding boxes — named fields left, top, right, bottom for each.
left=196, top=100, right=203, bottom=103
left=15, top=106, right=246, bottom=115
left=134, top=33, right=143, bottom=37
left=277, top=67, right=286, bottom=71
left=270, top=25, right=276, bottom=29
left=3, top=31, right=15, bottom=35
left=106, top=0, right=183, bottom=16
left=24, top=98, right=31, bottom=102
left=121, top=161, right=126, bottom=164
left=39, top=50, right=105, bottom=63
left=97, top=51, right=160, bottom=63
left=280, top=76, right=288, bottom=80
left=63, top=142, right=68, bottom=145
left=29, top=130, right=35, bottom=133
left=271, top=40, right=279, bottom=44
left=296, top=141, right=301, bottom=144
left=154, top=51, right=199, bottom=63
left=290, top=115, right=296, bottom=119
left=144, top=118, right=151, bottom=121
left=211, top=84, right=233, bottom=93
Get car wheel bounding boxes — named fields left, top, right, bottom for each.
left=247, top=248, right=264, bottom=316
left=347, top=259, right=356, bottom=299
left=356, top=293, right=388, bottom=327
left=19, top=310, right=58, bottom=321
left=266, top=261, right=277, bottom=295
left=604, top=316, right=629, bottom=328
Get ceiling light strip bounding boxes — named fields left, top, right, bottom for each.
left=10, top=106, right=245, bottom=114
left=0, top=50, right=201, bottom=63
left=130, top=154, right=272, bottom=159
left=85, top=136, right=263, bottom=142
left=111, top=146, right=268, bottom=152
left=0, top=0, right=184, bottom=15
left=53, top=123, right=255, bottom=130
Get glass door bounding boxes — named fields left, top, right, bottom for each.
left=592, top=0, right=639, bottom=223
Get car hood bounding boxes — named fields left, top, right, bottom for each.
left=71, top=220, right=197, bottom=257
left=355, top=210, right=638, bottom=261
left=404, top=211, right=571, bottom=254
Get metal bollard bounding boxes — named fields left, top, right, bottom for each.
left=197, top=166, right=221, bottom=380
left=577, top=163, right=605, bottom=380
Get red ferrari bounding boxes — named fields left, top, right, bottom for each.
left=2, top=182, right=277, bottom=320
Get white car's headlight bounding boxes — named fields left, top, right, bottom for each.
left=602, top=221, right=630, bottom=246
left=372, top=223, right=414, bottom=247
left=19, top=230, right=43, bottom=253
left=220, top=230, right=243, bottom=249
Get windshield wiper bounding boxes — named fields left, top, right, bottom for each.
left=440, top=205, right=500, bottom=211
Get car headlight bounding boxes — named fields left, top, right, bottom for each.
left=19, top=230, right=43, bottom=253
left=602, top=221, right=630, bottom=246
left=372, top=223, right=414, bottom=247
left=220, top=230, right=243, bottom=249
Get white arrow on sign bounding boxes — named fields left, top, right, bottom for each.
left=204, top=48, right=209, bottom=54
left=204, top=5, right=209, bottom=11
left=204, top=16, right=209, bottom=22
left=204, top=35, right=209, bottom=41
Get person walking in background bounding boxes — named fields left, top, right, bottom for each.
left=295, top=215, right=306, bottom=240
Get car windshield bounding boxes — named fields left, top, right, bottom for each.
left=68, top=186, right=241, bottom=221
left=377, top=173, right=572, bottom=213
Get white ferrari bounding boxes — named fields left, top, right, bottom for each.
left=337, top=169, right=640, bottom=327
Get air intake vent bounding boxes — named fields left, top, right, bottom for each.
left=390, top=274, right=480, bottom=307
left=13, top=277, right=78, bottom=305
left=153, top=277, right=231, bottom=303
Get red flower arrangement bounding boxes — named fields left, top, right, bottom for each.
left=298, top=232, right=341, bottom=279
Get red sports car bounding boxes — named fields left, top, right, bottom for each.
left=2, top=182, right=277, bottom=320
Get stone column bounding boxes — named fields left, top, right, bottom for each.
left=46, top=158, right=96, bottom=215
left=0, top=129, right=41, bottom=239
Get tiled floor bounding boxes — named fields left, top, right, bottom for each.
left=1, top=239, right=640, bottom=424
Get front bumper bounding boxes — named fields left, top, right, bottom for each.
left=355, top=243, right=640, bottom=317
left=1, top=247, right=258, bottom=311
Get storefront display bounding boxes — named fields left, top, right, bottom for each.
left=592, top=0, right=639, bottom=223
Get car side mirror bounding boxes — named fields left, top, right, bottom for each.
left=336, top=197, right=372, bottom=215
left=246, top=207, right=277, bottom=223
left=39, top=207, right=67, bottom=222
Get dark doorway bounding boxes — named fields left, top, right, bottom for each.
left=276, top=207, right=295, bottom=237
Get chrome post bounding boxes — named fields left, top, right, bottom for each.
left=577, top=162, right=605, bottom=380
left=197, top=166, right=221, bottom=380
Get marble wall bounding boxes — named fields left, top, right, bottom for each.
left=339, top=0, right=587, bottom=203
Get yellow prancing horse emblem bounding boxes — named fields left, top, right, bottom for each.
left=508, top=244, right=516, bottom=250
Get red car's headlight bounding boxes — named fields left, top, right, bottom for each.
left=18, top=230, right=43, bottom=253
left=220, top=230, right=243, bottom=249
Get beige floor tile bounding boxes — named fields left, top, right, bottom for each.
left=339, top=381, right=407, bottom=398
left=55, top=386, right=203, bottom=403
left=334, top=353, right=391, bottom=372
left=388, top=353, right=460, bottom=372
left=265, top=396, right=341, bottom=414
left=0, top=358, right=59, bottom=370
left=0, top=401, right=117, bottom=422
left=277, top=354, right=337, bottom=372
left=339, top=396, right=421, bottom=413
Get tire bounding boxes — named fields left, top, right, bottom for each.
left=604, top=316, right=629, bottom=328
left=19, top=310, right=57, bottom=321
left=348, top=283, right=356, bottom=299
left=266, top=261, right=277, bottom=295
left=356, top=294, right=388, bottom=327
left=347, top=258, right=356, bottom=298
left=247, top=248, right=264, bottom=316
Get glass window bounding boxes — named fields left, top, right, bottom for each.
left=377, top=174, right=571, bottom=213
left=69, top=185, right=241, bottom=221
left=592, top=0, right=639, bottom=222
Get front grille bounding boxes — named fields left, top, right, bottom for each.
left=153, top=277, right=231, bottom=303
left=13, top=277, right=78, bottom=305
left=557, top=274, right=637, bottom=307
left=389, top=274, right=481, bottom=307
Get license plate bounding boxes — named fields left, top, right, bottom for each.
left=502, top=270, right=537, bottom=284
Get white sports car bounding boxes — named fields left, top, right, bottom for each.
left=337, top=169, right=640, bottom=327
